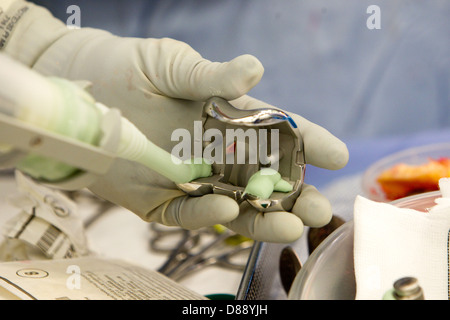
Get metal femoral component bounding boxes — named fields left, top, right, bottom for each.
left=177, top=97, right=305, bottom=212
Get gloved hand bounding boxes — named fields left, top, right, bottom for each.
left=223, top=95, right=348, bottom=242
left=3, top=1, right=349, bottom=242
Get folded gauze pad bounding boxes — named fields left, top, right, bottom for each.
left=353, top=178, right=450, bottom=300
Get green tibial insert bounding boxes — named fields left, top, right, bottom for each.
left=244, top=168, right=293, bottom=200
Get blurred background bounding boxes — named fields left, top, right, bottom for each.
left=30, top=0, right=450, bottom=137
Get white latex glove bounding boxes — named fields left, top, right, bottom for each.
left=2, top=1, right=349, bottom=243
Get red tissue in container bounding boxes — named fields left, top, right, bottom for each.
left=376, top=157, right=450, bottom=201
left=362, top=143, right=450, bottom=202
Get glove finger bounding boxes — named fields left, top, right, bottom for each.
left=293, top=115, right=349, bottom=170
left=231, top=95, right=349, bottom=170
left=161, top=194, right=240, bottom=230
left=291, top=183, right=333, bottom=227
left=145, top=38, right=264, bottom=101
left=223, top=202, right=304, bottom=243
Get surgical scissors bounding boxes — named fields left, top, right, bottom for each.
left=149, top=223, right=253, bottom=281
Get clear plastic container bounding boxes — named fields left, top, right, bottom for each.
left=361, top=143, right=450, bottom=202
left=288, top=191, right=440, bottom=300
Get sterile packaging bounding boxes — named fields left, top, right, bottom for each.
left=0, top=256, right=206, bottom=300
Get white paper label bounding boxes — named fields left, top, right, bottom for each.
left=0, top=257, right=206, bottom=300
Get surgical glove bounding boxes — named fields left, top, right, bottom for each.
left=2, top=1, right=349, bottom=242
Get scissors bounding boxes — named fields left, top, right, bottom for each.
left=149, top=223, right=253, bottom=281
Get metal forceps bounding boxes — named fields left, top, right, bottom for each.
left=149, top=223, right=253, bottom=281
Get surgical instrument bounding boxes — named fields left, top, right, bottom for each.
left=149, top=223, right=253, bottom=281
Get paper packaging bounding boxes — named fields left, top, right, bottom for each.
left=0, top=256, right=207, bottom=300
left=354, top=178, right=450, bottom=300
left=0, top=172, right=206, bottom=300
left=1, top=171, right=90, bottom=261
